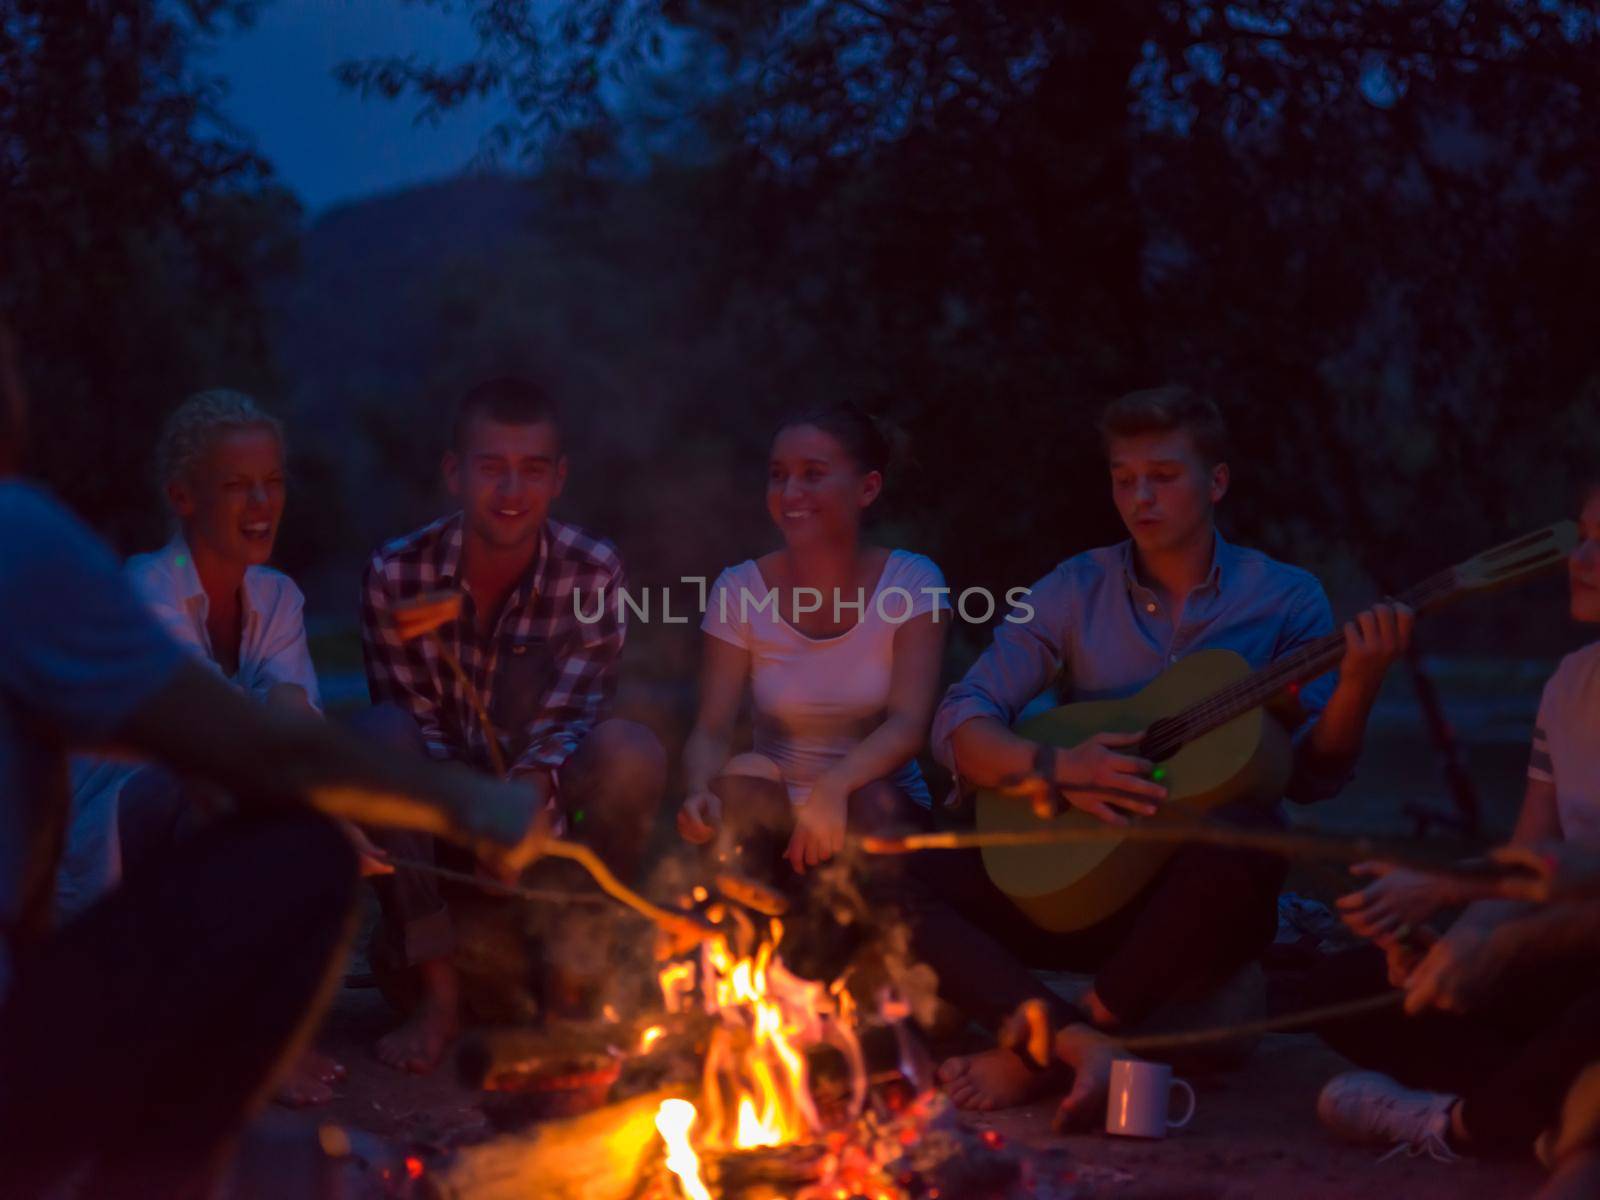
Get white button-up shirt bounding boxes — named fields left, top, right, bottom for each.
left=59, top=536, right=321, bottom=916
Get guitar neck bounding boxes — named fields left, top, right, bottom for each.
left=1142, top=568, right=1459, bottom=760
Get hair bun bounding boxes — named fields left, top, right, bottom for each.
left=775, top=401, right=901, bottom=479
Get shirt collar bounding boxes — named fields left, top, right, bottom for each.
left=1121, top=528, right=1230, bottom=597
left=157, top=532, right=261, bottom=629
left=434, top=511, right=548, bottom=605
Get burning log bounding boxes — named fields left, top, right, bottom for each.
left=458, top=1017, right=712, bottom=1110
left=423, top=1087, right=682, bottom=1200
left=456, top=1027, right=624, bottom=1122
left=652, top=1092, right=1088, bottom=1200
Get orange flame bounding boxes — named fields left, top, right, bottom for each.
left=656, top=916, right=867, bottom=1196
left=654, top=1099, right=711, bottom=1200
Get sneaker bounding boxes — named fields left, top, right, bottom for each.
left=1317, top=1071, right=1461, bottom=1163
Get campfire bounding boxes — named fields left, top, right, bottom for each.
left=382, top=874, right=1085, bottom=1200
left=650, top=913, right=872, bottom=1197
left=641, top=882, right=1082, bottom=1200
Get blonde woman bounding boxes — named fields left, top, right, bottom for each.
left=62, top=391, right=351, bottom=1106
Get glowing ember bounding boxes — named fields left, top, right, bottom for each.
left=655, top=1099, right=712, bottom=1200
left=659, top=961, right=696, bottom=1014
left=638, top=1024, right=667, bottom=1052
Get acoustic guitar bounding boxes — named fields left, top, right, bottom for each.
left=976, top=521, right=1578, bottom=933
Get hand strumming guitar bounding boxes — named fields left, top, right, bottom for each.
left=1023, top=732, right=1167, bottom=825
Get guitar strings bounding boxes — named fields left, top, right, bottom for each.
left=1171, top=534, right=1566, bottom=744
left=1144, top=568, right=1454, bottom=748
left=1139, top=570, right=1458, bottom=760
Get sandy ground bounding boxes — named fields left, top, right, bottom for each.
left=292, top=979, right=1538, bottom=1199
left=269, top=667, right=1550, bottom=1197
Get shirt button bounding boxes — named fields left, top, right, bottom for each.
left=1145, top=603, right=1157, bottom=614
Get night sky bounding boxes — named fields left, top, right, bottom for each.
left=206, top=0, right=502, bottom=213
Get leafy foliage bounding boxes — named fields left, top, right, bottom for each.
left=334, top=2, right=1600, bottom=643
left=1, top=0, right=297, bottom=547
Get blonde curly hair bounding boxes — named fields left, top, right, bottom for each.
left=154, top=389, right=284, bottom=491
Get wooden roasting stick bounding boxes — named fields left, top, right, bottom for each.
left=1115, top=992, right=1404, bottom=1052
left=382, top=592, right=1515, bottom=933
left=377, top=590, right=712, bottom=944
left=1001, top=992, right=1404, bottom=1064
left=859, top=773, right=1535, bottom=888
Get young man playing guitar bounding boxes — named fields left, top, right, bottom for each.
left=923, top=385, right=1414, bottom=1118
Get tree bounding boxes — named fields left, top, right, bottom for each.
left=1, top=0, right=298, bottom=548
left=341, top=1, right=1600, bottom=648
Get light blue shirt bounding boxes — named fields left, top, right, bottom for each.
left=932, top=532, right=1347, bottom=806
left=0, top=484, right=184, bottom=995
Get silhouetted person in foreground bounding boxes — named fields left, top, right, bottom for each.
left=0, top=328, right=539, bottom=1199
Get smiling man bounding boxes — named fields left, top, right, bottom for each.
left=359, top=377, right=665, bottom=1073
left=918, top=385, right=1414, bottom=1119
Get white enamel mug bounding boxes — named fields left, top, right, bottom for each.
left=1105, top=1058, right=1196, bottom=1138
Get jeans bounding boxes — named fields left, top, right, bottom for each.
left=352, top=705, right=666, bottom=1020
left=903, top=821, right=1286, bottom=1029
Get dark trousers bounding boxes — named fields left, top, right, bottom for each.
left=118, top=763, right=209, bottom=876
left=352, top=706, right=666, bottom=1019
left=0, top=811, right=357, bottom=1199
left=905, top=831, right=1286, bottom=1029
left=1308, top=944, right=1600, bottom=1158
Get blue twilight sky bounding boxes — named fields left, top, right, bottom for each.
left=205, top=0, right=503, bottom=213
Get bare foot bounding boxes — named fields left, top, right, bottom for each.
left=1083, top=987, right=1123, bottom=1030
left=274, top=1048, right=345, bottom=1107
left=937, top=1047, right=1054, bottom=1112
left=375, top=1002, right=457, bottom=1075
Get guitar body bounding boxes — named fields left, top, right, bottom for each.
left=976, top=649, right=1295, bottom=933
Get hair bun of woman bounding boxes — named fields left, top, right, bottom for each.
left=776, top=401, right=904, bottom=480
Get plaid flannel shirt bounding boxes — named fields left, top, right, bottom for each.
left=361, top=512, right=625, bottom=782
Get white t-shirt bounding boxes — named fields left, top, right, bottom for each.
left=1528, top=640, right=1600, bottom=842
left=702, top=550, right=950, bottom=807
